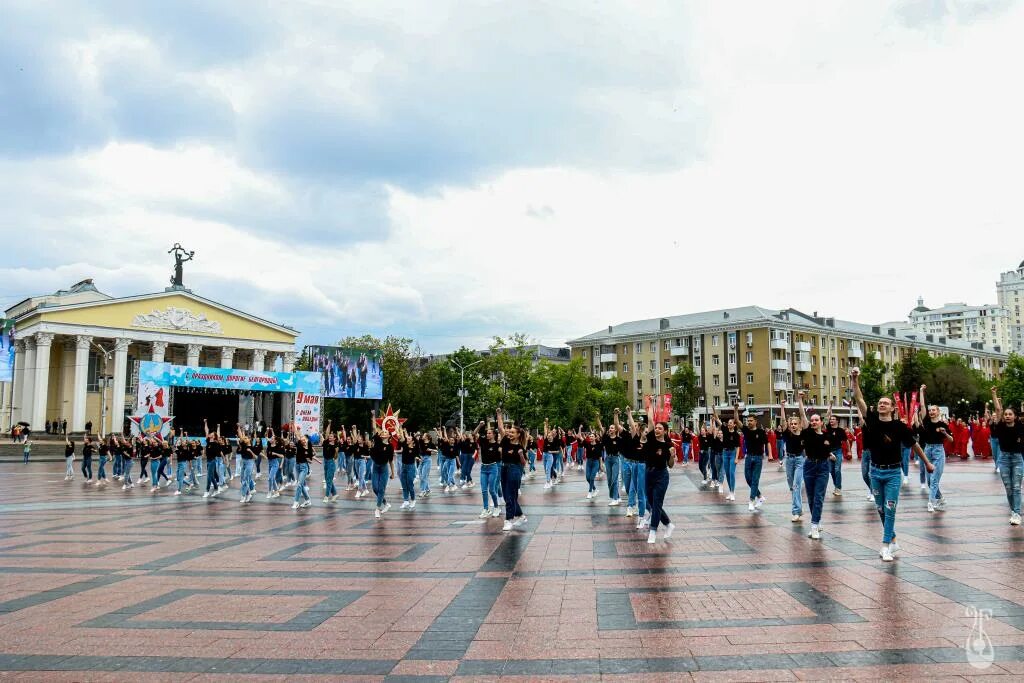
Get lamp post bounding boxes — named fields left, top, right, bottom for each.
left=91, top=341, right=112, bottom=437
left=450, top=358, right=483, bottom=433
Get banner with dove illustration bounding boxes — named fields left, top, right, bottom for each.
left=138, top=361, right=321, bottom=395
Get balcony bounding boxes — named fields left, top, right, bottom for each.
left=770, top=359, right=789, bottom=371
left=599, top=353, right=617, bottom=364
left=600, top=370, right=617, bottom=380
left=795, top=361, right=812, bottom=373
left=773, top=380, right=793, bottom=392
left=795, top=341, right=811, bottom=353
left=770, top=338, right=789, bottom=351
left=670, top=365, right=679, bottom=374
left=669, top=345, right=689, bottom=357
left=848, top=344, right=863, bottom=359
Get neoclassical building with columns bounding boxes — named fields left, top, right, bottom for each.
left=5, top=280, right=300, bottom=435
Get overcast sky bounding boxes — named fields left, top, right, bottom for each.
left=2, top=0, right=1021, bottom=353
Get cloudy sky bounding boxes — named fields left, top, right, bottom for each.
left=2, top=0, right=1021, bottom=353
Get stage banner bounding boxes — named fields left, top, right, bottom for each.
left=139, top=361, right=321, bottom=394
left=0, top=320, right=13, bottom=383
left=293, top=390, right=321, bottom=437
left=132, top=379, right=173, bottom=438
left=305, top=345, right=383, bottom=400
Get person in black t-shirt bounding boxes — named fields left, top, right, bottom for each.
left=579, top=426, right=604, bottom=499
left=779, top=396, right=807, bottom=522
left=476, top=422, right=502, bottom=518
left=990, top=387, right=1024, bottom=524
left=642, top=397, right=676, bottom=544
left=853, top=367, right=932, bottom=561
left=597, top=412, right=624, bottom=508
left=368, top=414, right=396, bottom=517
left=825, top=408, right=848, bottom=497
left=735, top=402, right=772, bottom=512
left=434, top=427, right=458, bottom=493
left=265, top=429, right=285, bottom=499
left=320, top=422, right=339, bottom=504
left=63, top=436, right=76, bottom=482
left=917, top=385, right=952, bottom=512
left=696, top=425, right=712, bottom=486
left=711, top=404, right=741, bottom=501
left=496, top=410, right=528, bottom=531
left=797, top=392, right=838, bottom=539
left=541, top=420, right=563, bottom=488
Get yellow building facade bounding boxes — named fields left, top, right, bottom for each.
left=6, top=280, right=299, bottom=434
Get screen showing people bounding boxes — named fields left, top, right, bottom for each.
left=307, top=346, right=383, bottom=400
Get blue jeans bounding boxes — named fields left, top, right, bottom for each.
left=98, top=455, right=108, bottom=480
left=722, top=450, right=738, bottom=492
left=992, top=438, right=1002, bottom=469
left=527, top=449, right=536, bottom=472
left=217, top=456, right=227, bottom=484
left=585, top=458, right=601, bottom=493
left=786, top=455, right=805, bottom=515
left=267, top=459, right=280, bottom=492
left=356, top=459, right=368, bottom=490
left=283, top=457, right=296, bottom=484
left=399, top=462, right=416, bottom=501
left=323, top=459, right=337, bottom=497
left=803, top=459, right=829, bottom=525
left=176, top=462, right=187, bottom=492
left=490, top=463, right=502, bottom=501
left=829, top=450, right=843, bottom=490
left=241, top=459, right=255, bottom=497
left=998, top=451, right=1024, bottom=514
left=900, top=447, right=910, bottom=477
left=553, top=451, right=563, bottom=476
left=645, top=466, right=670, bottom=530
left=870, top=465, right=902, bottom=543
left=460, top=453, right=475, bottom=484
left=418, top=455, right=431, bottom=494
left=624, top=459, right=646, bottom=515
left=925, top=444, right=944, bottom=503
left=606, top=454, right=621, bottom=500
left=371, top=462, right=389, bottom=507
left=542, top=452, right=555, bottom=483
left=501, top=463, right=524, bottom=520
left=918, top=450, right=931, bottom=485
left=480, top=463, right=499, bottom=509
left=149, top=458, right=160, bottom=484
left=744, top=455, right=764, bottom=500
left=336, top=452, right=347, bottom=482
left=122, top=460, right=133, bottom=486
left=205, top=460, right=219, bottom=492
left=81, top=455, right=92, bottom=480
left=860, top=449, right=872, bottom=488
left=294, top=463, right=310, bottom=503
left=681, top=442, right=691, bottom=463
left=438, top=455, right=453, bottom=487
left=113, top=453, right=123, bottom=477
left=711, top=450, right=722, bottom=483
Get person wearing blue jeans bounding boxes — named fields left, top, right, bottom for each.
left=597, top=415, right=626, bottom=507
left=479, top=462, right=500, bottom=516
left=321, top=435, right=338, bottom=503
left=989, top=389, right=1024, bottom=524
left=292, top=436, right=317, bottom=509
left=459, top=435, right=476, bottom=488
left=737, top=406, right=771, bottom=511
left=642, top=418, right=676, bottom=544
left=582, top=433, right=603, bottom=498
left=860, top=447, right=873, bottom=500
left=778, top=404, right=806, bottom=521
left=711, top=406, right=741, bottom=501
left=826, top=414, right=847, bottom=496
left=900, top=446, right=911, bottom=483
left=991, top=433, right=1002, bottom=472
left=852, top=367, right=933, bottom=561
left=917, top=387, right=952, bottom=512
left=97, top=442, right=109, bottom=482
left=796, top=392, right=837, bottom=538
left=417, top=439, right=432, bottom=497
left=369, top=431, right=396, bottom=517
left=240, top=451, right=256, bottom=503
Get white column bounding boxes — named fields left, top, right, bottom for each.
left=12, top=340, right=25, bottom=424
left=186, top=344, right=202, bottom=367
left=281, top=352, right=298, bottom=424
left=282, top=351, right=297, bottom=373
left=264, top=352, right=277, bottom=372
left=21, top=338, right=36, bottom=427
left=30, top=333, right=55, bottom=429
left=150, top=341, right=168, bottom=364
left=251, top=349, right=266, bottom=372
left=220, top=346, right=235, bottom=369
left=110, top=337, right=130, bottom=436
left=72, top=335, right=91, bottom=432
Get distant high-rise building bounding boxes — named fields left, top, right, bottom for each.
left=997, top=260, right=1024, bottom=355
left=907, top=297, right=1009, bottom=352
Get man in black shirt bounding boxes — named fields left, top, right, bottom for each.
left=853, top=367, right=932, bottom=561
left=735, top=403, right=772, bottom=512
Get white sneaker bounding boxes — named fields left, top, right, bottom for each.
left=833, top=489, right=842, bottom=497
left=502, top=520, right=512, bottom=531
left=636, top=519, right=644, bottom=530
left=409, top=500, right=416, bottom=509
left=701, top=479, right=708, bottom=486
left=491, top=508, right=501, bottom=518
left=881, top=546, right=894, bottom=562
left=400, top=501, right=410, bottom=509
left=543, top=482, right=552, bottom=490
left=266, top=492, right=273, bottom=500
left=291, top=502, right=299, bottom=509
left=625, top=506, right=635, bottom=518
left=374, top=508, right=381, bottom=519
left=239, top=496, right=247, bottom=503
left=174, top=490, right=182, bottom=496
left=608, top=499, right=620, bottom=507
left=647, top=530, right=657, bottom=544
left=902, top=476, right=909, bottom=485
left=479, top=509, right=490, bottom=519
left=748, top=502, right=756, bottom=512
left=927, top=501, right=935, bottom=513
left=383, top=502, right=391, bottom=513
left=586, top=491, right=593, bottom=499
left=202, top=491, right=210, bottom=498
left=866, top=492, right=875, bottom=501
left=1011, top=513, right=1021, bottom=526
left=809, top=525, right=821, bottom=540
left=791, top=514, right=802, bottom=522
left=755, top=497, right=765, bottom=509
left=300, top=500, right=311, bottom=508
left=727, top=493, right=735, bottom=501
left=889, top=541, right=902, bottom=555
left=921, top=483, right=927, bottom=490
left=664, top=523, right=675, bottom=539
left=513, top=515, right=526, bottom=526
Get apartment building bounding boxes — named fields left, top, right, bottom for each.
left=568, top=306, right=1007, bottom=421
left=997, top=260, right=1024, bottom=355
left=908, top=297, right=1009, bottom=351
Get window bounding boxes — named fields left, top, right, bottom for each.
left=593, top=364, right=599, bottom=374
left=712, top=354, right=720, bottom=366
left=637, top=398, right=644, bottom=410
left=650, top=378, right=657, bottom=390
left=830, top=338, right=835, bottom=349
left=813, top=374, right=818, bottom=386
left=728, top=373, right=737, bottom=385
left=622, top=363, right=628, bottom=374
left=695, top=375, right=702, bottom=387
left=622, top=344, right=627, bottom=354
left=747, top=394, right=755, bottom=405
left=820, top=337, right=825, bottom=348
left=713, top=395, right=721, bottom=406
left=745, top=351, right=753, bottom=363
left=839, top=340, right=845, bottom=351
left=87, top=351, right=100, bottom=392
left=664, top=360, right=670, bottom=370
left=746, top=331, right=753, bottom=346
left=728, top=332, right=737, bottom=348
left=694, top=357, right=702, bottom=368
left=650, top=342, right=656, bottom=353
left=728, top=352, right=736, bottom=365
left=746, top=373, right=754, bottom=383
left=636, top=379, right=642, bottom=393
left=664, top=340, right=670, bottom=350
left=582, top=350, right=588, bottom=359
left=713, top=375, right=720, bottom=387
left=712, top=335, right=720, bottom=347
left=636, top=361, right=641, bottom=372
left=635, top=343, right=642, bottom=353
left=649, top=360, right=655, bottom=371
left=831, top=376, right=837, bottom=387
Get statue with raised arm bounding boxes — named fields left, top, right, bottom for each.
left=168, top=243, right=195, bottom=288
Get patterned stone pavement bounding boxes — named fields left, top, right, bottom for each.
left=1, top=458, right=1023, bottom=681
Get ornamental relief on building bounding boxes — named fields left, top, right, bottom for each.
left=131, top=306, right=223, bottom=335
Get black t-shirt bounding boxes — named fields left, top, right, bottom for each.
left=500, top=436, right=525, bottom=465
left=623, top=433, right=643, bottom=461
left=205, top=441, right=219, bottom=461
left=721, top=429, right=740, bottom=450
left=741, top=427, right=767, bottom=456
left=121, top=443, right=133, bottom=460
left=711, top=434, right=724, bottom=451
left=992, top=422, right=1024, bottom=453
left=919, top=419, right=951, bottom=445
left=99, top=443, right=109, bottom=457
left=295, top=442, right=313, bottom=465
left=644, top=438, right=674, bottom=469
left=802, top=430, right=835, bottom=460
left=545, top=436, right=563, bottom=452
left=66, top=443, right=76, bottom=457
left=827, top=427, right=847, bottom=452
left=583, top=440, right=603, bottom=460
left=267, top=443, right=283, bottom=460
left=240, top=442, right=255, bottom=460
left=781, top=431, right=804, bottom=455
left=602, top=434, right=624, bottom=456
left=370, top=437, right=394, bottom=465
left=161, top=443, right=172, bottom=459
left=459, top=438, right=476, bottom=456
left=322, top=442, right=338, bottom=460
left=479, top=439, right=501, bottom=465
left=439, top=440, right=455, bottom=457
left=698, top=434, right=712, bottom=452
left=864, top=413, right=916, bottom=467
left=400, top=442, right=417, bottom=465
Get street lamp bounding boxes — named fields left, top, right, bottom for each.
left=91, top=341, right=112, bottom=437
left=450, top=357, right=483, bottom=433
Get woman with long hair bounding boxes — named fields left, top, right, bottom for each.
left=321, top=422, right=339, bottom=504
left=779, top=397, right=806, bottom=523
left=476, top=421, right=502, bottom=518
left=369, top=423, right=396, bottom=518
left=291, top=432, right=319, bottom=509
left=496, top=410, right=529, bottom=531
left=796, top=391, right=836, bottom=540
left=989, top=387, right=1024, bottom=525
left=917, top=385, right=951, bottom=513
left=642, top=399, right=676, bottom=544
left=711, top=405, right=740, bottom=501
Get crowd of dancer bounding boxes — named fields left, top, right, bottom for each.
left=49, top=371, right=1024, bottom=555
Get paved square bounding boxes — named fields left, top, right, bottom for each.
left=1, top=458, right=1023, bottom=680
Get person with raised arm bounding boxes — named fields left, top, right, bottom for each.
left=622, top=407, right=649, bottom=527
left=264, top=428, right=283, bottom=499
left=434, top=426, right=455, bottom=493
left=824, top=401, right=845, bottom=497
left=736, top=400, right=771, bottom=512
left=496, top=408, right=529, bottom=531
left=63, top=434, right=76, bottom=482
left=579, top=422, right=603, bottom=500
left=369, top=411, right=396, bottom=518
left=416, top=430, right=435, bottom=499
left=797, top=391, right=833, bottom=538
left=989, top=387, right=1024, bottom=525
left=541, top=419, right=561, bottom=489
left=853, top=367, right=933, bottom=561
left=233, top=424, right=255, bottom=503
left=202, top=419, right=221, bottom=498
left=643, top=398, right=676, bottom=544
left=290, top=429, right=318, bottom=509
left=917, top=385, right=951, bottom=513
left=710, top=403, right=740, bottom=501
left=476, top=419, right=502, bottom=518
left=397, top=428, right=419, bottom=510
left=779, top=394, right=806, bottom=523
left=320, top=421, right=339, bottom=504
left=598, top=411, right=624, bottom=508
left=352, top=426, right=370, bottom=499
left=460, top=424, right=480, bottom=489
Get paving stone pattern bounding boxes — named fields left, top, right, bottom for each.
left=0, top=458, right=1023, bottom=680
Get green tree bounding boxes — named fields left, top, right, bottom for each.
left=998, top=353, right=1024, bottom=410
left=926, top=355, right=987, bottom=412
left=893, top=350, right=936, bottom=395
left=666, top=364, right=701, bottom=425
left=855, top=355, right=889, bottom=407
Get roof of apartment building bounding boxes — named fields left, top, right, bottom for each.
left=569, top=305, right=1006, bottom=357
